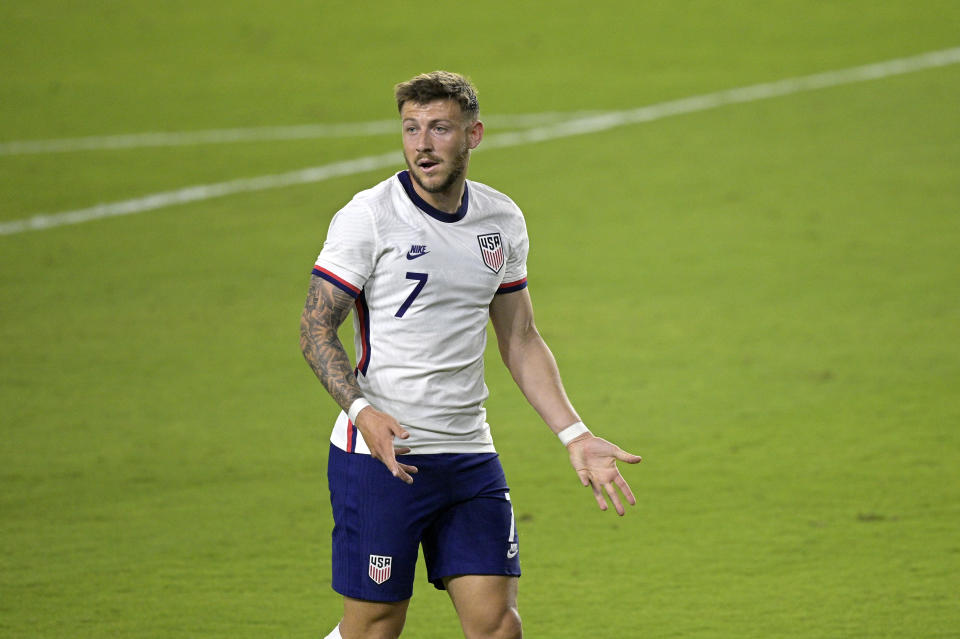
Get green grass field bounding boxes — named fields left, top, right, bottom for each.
left=2, top=2, right=959, bottom=637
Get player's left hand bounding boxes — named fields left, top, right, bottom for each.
left=567, top=435, right=642, bottom=515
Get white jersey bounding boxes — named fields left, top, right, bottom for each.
left=313, top=171, right=529, bottom=454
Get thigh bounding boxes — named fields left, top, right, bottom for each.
left=445, top=575, right=521, bottom=639
left=328, top=445, right=441, bottom=602
left=422, top=456, right=521, bottom=589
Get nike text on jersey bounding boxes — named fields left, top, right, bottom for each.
left=406, top=244, right=429, bottom=259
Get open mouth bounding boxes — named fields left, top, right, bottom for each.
left=417, top=158, right=440, bottom=171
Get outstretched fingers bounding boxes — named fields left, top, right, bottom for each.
left=393, top=449, right=419, bottom=484
left=377, top=448, right=418, bottom=484
left=357, top=407, right=419, bottom=484
left=381, top=439, right=419, bottom=484
left=385, top=425, right=418, bottom=484
left=586, top=475, right=609, bottom=512
left=577, top=469, right=608, bottom=511
left=389, top=461, right=417, bottom=484
left=570, top=438, right=643, bottom=515
left=588, top=475, right=637, bottom=516
left=615, top=448, right=643, bottom=464
left=615, top=474, right=637, bottom=508
left=604, top=482, right=624, bottom=516
left=579, top=469, right=639, bottom=516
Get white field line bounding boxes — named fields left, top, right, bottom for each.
left=0, top=151, right=401, bottom=235
left=0, top=112, right=607, bottom=156
left=1, top=46, right=958, bottom=237
left=480, top=46, right=960, bottom=149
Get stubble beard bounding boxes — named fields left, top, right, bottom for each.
left=407, top=144, right=470, bottom=196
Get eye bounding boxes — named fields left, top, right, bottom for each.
left=434, top=126, right=448, bottom=134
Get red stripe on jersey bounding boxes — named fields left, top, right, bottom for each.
left=497, top=277, right=528, bottom=294
left=354, top=292, right=371, bottom=375
left=312, top=266, right=362, bottom=297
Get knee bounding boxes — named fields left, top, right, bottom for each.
left=340, top=602, right=407, bottom=639
left=498, top=606, right=523, bottom=639
left=470, top=606, right=522, bottom=639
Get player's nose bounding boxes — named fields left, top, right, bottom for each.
left=414, top=129, right=432, bottom=152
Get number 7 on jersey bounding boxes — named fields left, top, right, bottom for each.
left=395, top=272, right=428, bottom=318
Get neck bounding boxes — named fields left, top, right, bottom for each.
left=410, top=179, right=466, bottom=214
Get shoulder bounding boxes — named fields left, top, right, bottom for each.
left=467, top=179, right=523, bottom=217
left=331, top=173, right=405, bottom=228
left=467, top=179, right=527, bottom=246
left=342, top=173, right=402, bottom=212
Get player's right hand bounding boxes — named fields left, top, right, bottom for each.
left=354, top=406, right=419, bottom=484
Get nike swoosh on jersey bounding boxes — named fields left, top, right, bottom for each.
left=406, top=249, right=430, bottom=260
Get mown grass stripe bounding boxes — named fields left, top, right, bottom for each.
left=1, top=46, right=957, bottom=237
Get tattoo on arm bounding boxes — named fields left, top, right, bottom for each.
left=299, top=276, right=364, bottom=412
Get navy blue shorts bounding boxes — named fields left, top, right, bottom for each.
left=327, top=444, right=521, bottom=602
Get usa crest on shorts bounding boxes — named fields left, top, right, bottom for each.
left=477, top=232, right=504, bottom=273
left=368, top=554, right=392, bottom=584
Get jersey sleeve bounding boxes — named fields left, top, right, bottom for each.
left=497, top=206, right=529, bottom=295
left=312, top=202, right=377, bottom=299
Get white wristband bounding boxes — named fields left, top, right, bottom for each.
left=347, top=398, right=371, bottom=423
left=557, top=421, right=590, bottom=446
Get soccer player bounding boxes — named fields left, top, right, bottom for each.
left=300, top=71, right=642, bottom=639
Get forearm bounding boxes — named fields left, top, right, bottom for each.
left=501, top=329, right=579, bottom=433
left=299, top=319, right=363, bottom=411
left=299, top=277, right=364, bottom=412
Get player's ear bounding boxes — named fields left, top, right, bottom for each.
left=467, top=120, right=483, bottom=149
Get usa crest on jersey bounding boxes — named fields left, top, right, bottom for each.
left=477, top=232, right=504, bottom=273
left=368, top=554, right=392, bottom=584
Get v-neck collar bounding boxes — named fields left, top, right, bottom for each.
left=397, top=171, right=469, bottom=223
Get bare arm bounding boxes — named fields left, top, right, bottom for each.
left=490, top=289, right=641, bottom=514
left=488, top=288, right=579, bottom=432
left=300, top=275, right=417, bottom=482
left=299, top=275, right=364, bottom=411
